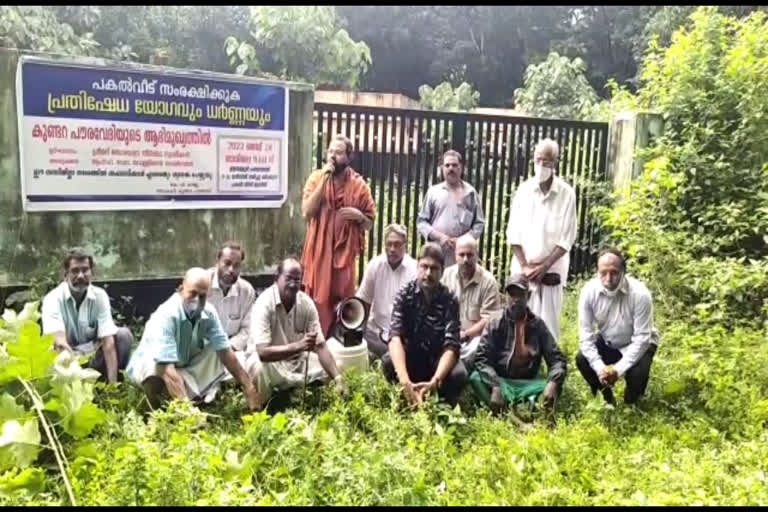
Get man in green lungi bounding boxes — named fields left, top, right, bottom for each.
left=470, top=273, right=567, bottom=413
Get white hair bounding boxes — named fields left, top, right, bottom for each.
left=455, top=234, right=478, bottom=252
left=384, top=223, right=408, bottom=241
left=535, top=138, right=560, bottom=160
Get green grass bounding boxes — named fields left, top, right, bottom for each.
left=4, top=281, right=768, bottom=506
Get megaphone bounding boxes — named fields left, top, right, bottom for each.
left=340, top=297, right=366, bottom=330
left=332, top=296, right=369, bottom=347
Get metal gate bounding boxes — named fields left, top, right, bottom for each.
left=313, top=103, right=609, bottom=284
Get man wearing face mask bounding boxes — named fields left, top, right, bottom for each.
left=417, top=150, right=485, bottom=268
left=239, top=258, right=346, bottom=401
left=356, top=224, right=417, bottom=359
left=441, top=234, right=501, bottom=369
left=383, top=242, right=467, bottom=407
left=576, top=248, right=659, bottom=406
left=302, top=134, right=376, bottom=336
left=207, top=241, right=256, bottom=351
left=469, top=274, right=567, bottom=413
left=505, top=138, right=577, bottom=342
left=126, top=267, right=263, bottom=411
left=42, top=248, right=134, bottom=384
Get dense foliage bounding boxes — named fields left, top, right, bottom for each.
left=513, top=52, right=599, bottom=120
left=0, top=5, right=766, bottom=506
left=225, top=6, right=371, bottom=88
left=418, top=81, right=480, bottom=112
left=1, top=288, right=766, bottom=506
left=597, top=7, right=768, bottom=329
left=3, top=6, right=766, bottom=104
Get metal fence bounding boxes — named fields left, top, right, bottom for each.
left=313, top=103, right=609, bottom=284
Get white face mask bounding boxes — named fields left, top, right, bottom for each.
left=601, top=274, right=625, bottom=297
left=534, top=164, right=553, bottom=183
left=183, top=297, right=202, bottom=319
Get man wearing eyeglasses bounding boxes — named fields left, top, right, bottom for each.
left=356, top=223, right=417, bottom=359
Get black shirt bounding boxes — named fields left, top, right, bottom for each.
left=389, top=280, right=461, bottom=375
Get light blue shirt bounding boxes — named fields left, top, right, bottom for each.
left=42, top=282, right=118, bottom=355
left=126, top=293, right=230, bottom=380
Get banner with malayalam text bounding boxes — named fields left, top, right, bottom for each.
left=17, top=57, right=290, bottom=211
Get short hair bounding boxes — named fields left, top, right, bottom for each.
left=455, top=234, right=477, bottom=251
left=275, top=256, right=303, bottom=280
left=441, top=150, right=463, bottom=166
left=418, top=242, right=445, bottom=269
left=384, top=223, right=408, bottom=242
left=331, top=134, right=353, bottom=155
left=217, top=241, right=245, bottom=262
left=535, top=138, right=560, bottom=160
left=62, top=248, right=94, bottom=271
left=597, top=247, right=626, bottom=271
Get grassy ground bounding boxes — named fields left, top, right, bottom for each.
left=5, top=280, right=768, bottom=506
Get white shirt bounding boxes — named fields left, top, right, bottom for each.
left=248, top=284, right=326, bottom=381
left=578, top=275, right=660, bottom=377
left=206, top=268, right=256, bottom=351
left=356, top=253, right=417, bottom=340
left=42, top=282, right=118, bottom=355
left=506, top=176, right=577, bottom=281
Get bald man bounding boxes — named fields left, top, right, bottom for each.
left=505, top=138, right=577, bottom=341
left=441, top=234, right=501, bottom=368
left=126, top=268, right=263, bottom=411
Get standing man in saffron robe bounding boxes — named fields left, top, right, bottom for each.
left=301, top=134, right=376, bottom=336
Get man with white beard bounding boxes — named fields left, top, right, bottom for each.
left=505, top=138, right=577, bottom=341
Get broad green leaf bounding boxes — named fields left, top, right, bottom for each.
left=50, top=380, right=106, bottom=439
left=0, top=420, right=41, bottom=471
left=6, top=323, right=56, bottom=380
left=0, top=359, right=28, bottom=386
left=66, top=403, right=107, bottom=439
left=0, top=467, right=45, bottom=494
left=0, top=393, right=27, bottom=422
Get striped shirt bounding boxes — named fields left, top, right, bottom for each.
left=389, top=280, right=461, bottom=374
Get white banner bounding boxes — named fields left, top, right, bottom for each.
left=17, top=57, right=290, bottom=211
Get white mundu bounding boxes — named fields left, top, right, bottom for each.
left=506, top=175, right=577, bottom=340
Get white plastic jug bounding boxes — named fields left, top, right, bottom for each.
left=326, top=337, right=369, bottom=373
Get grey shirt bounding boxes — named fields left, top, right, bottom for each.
left=416, top=180, right=485, bottom=267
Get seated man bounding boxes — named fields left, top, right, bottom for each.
left=576, top=248, right=659, bottom=406
left=382, top=242, right=467, bottom=407
left=356, top=223, right=417, bottom=358
left=470, top=274, right=566, bottom=412
left=42, top=248, right=133, bottom=383
left=238, top=258, right=346, bottom=401
left=207, top=241, right=256, bottom=351
left=126, top=268, right=261, bottom=411
left=441, top=234, right=500, bottom=369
